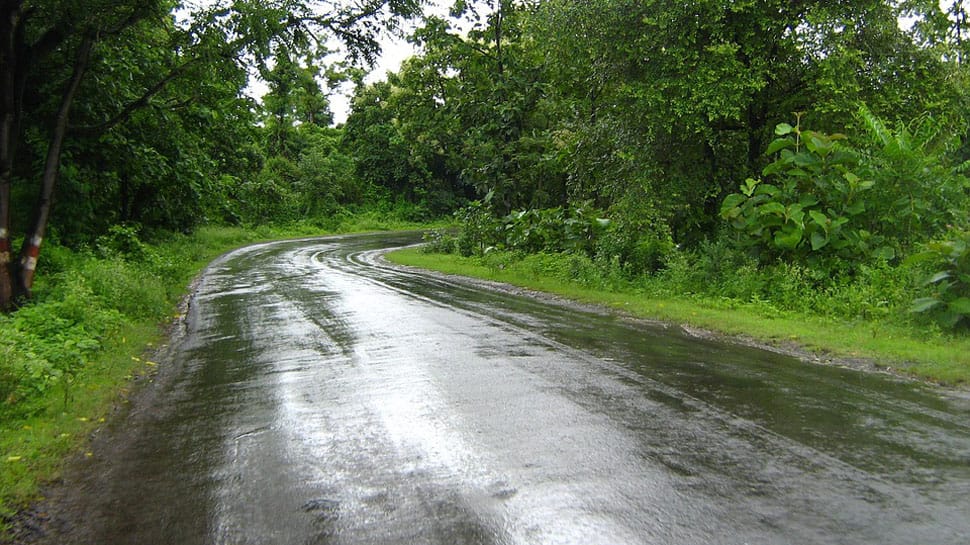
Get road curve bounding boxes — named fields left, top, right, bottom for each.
left=33, top=232, right=970, bottom=545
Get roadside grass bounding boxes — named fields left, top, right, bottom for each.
left=0, top=218, right=435, bottom=535
left=0, top=323, right=160, bottom=516
left=385, top=248, right=970, bottom=385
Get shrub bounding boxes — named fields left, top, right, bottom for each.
left=96, top=224, right=153, bottom=262
left=421, top=229, right=458, bottom=254
left=721, top=118, right=894, bottom=266
left=447, top=201, right=609, bottom=257
left=454, top=200, right=501, bottom=257
left=857, top=106, right=970, bottom=249
left=594, top=225, right=675, bottom=277
left=909, top=227, right=970, bottom=330
left=0, top=276, right=122, bottom=419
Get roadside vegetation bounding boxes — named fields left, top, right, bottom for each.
left=366, top=1, right=970, bottom=384
left=4, top=0, right=970, bottom=537
left=388, top=247, right=970, bottom=384
left=387, top=113, right=970, bottom=385
left=0, top=216, right=430, bottom=532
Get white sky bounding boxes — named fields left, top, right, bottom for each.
left=178, top=0, right=456, bottom=125
left=248, top=1, right=455, bottom=125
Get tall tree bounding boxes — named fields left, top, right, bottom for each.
left=526, top=0, right=959, bottom=242
left=262, top=46, right=334, bottom=159
left=0, top=0, right=420, bottom=310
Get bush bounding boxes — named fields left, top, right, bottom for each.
left=0, top=230, right=220, bottom=421
left=421, top=229, right=458, bottom=254
left=0, top=276, right=122, bottom=419
left=721, top=120, right=894, bottom=266
left=857, top=106, right=970, bottom=249
left=96, top=224, right=153, bottom=262
left=446, top=201, right=609, bottom=258
left=909, top=227, right=970, bottom=330
left=594, top=225, right=675, bottom=277
left=454, top=201, right=501, bottom=257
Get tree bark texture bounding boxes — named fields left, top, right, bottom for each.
left=0, top=0, right=25, bottom=311
left=16, top=34, right=94, bottom=298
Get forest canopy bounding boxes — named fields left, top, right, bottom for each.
left=343, top=0, right=970, bottom=329
left=1, top=0, right=969, bottom=326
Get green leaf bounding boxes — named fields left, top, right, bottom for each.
left=903, top=251, right=937, bottom=266
left=910, top=297, right=942, bottom=313
left=873, top=246, right=896, bottom=261
left=765, top=138, right=794, bottom=155
left=807, top=134, right=833, bottom=156
left=741, top=178, right=760, bottom=196
left=948, top=297, right=970, bottom=315
left=720, top=194, right=746, bottom=216
left=774, top=226, right=803, bottom=250
left=924, top=271, right=952, bottom=285
left=844, top=200, right=865, bottom=215
left=758, top=202, right=786, bottom=216
left=754, top=184, right=780, bottom=197
left=941, top=311, right=963, bottom=328
left=793, top=152, right=822, bottom=168
left=762, top=161, right=786, bottom=177
left=775, top=123, right=794, bottom=136
left=810, top=231, right=829, bottom=251
left=808, top=210, right=828, bottom=228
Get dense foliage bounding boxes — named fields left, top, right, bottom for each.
left=0, top=0, right=421, bottom=309
left=3, top=0, right=970, bottom=530
left=341, top=0, right=970, bottom=332
left=3, top=0, right=970, bottom=418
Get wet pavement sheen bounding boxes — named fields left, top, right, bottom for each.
left=40, top=233, right=970, bottom=544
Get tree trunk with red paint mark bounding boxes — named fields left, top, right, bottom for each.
left=0, top=0, right=25, bottom=311
left=14, top=35, right=94, bottom=299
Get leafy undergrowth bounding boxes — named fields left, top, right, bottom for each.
left=385, top=248, right=970, bottom=385
left=0, top=219, right=434, bottom=535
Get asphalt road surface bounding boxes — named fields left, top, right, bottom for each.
left=33, top=232, right=970, bottom=544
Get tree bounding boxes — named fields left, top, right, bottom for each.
left=261, top=45, right=334, bottom=159
left=0, top=0, right=421, bottom=310
left=523, top=0, right=961, bottom=245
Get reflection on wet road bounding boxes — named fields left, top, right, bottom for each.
left=42, top=233, right=970, bottom=544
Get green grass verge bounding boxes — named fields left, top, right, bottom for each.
left=385, top=248, right=970, bottom=385
left=0, top=323, right=160, bottom=513
left=0, top=220, right=435, bottom=534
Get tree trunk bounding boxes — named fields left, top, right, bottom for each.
left=0, top=1, right=25, bottom=311
left=15, top=34, right=94, bottom=299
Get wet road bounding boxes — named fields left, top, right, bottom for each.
left=40, top=232, right=970, bottom=544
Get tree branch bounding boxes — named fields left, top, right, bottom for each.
left=70, top=57, right=205, bottom=137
